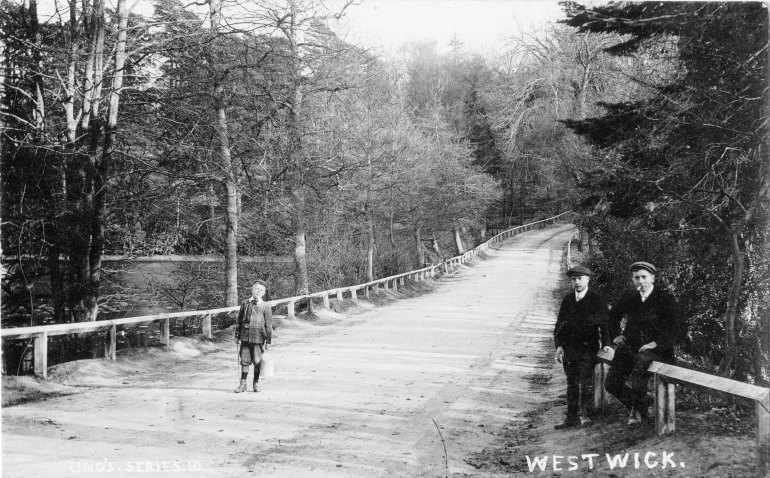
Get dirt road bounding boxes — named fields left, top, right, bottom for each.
left=2, top=224, right=575, bottom=478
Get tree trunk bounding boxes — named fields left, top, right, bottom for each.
left=210, top=0, right=239, bottom=306
left=282, top=3, right=309, bottom=296
left=432, top=232, right=441, bottom=257
left=510, top=173, right=517, bottom=224
left=224, top=178, right=239, bottom=305
left=414, top=228, right=424, bottom=268
left=366, top=205, right=375, bottom=282
left=502, top=177, right=508, bottom=226
left=207, top=181, right=216, bottom=248
left=578, top=230, right=589, bottom=253
left=576, top=67, right=590, bottom=121
left=84, top=0, right=128, bottom=321
left=214, top=93, right=239, bottom=306
left=365, top=157, right=375, bottom=282
left=453, top=226, right=465, bottom=255
left=64, top=0, right=78, bottom=144
left=48, top=247, right=67, bottom=323
left=288, top=105, right=308, bottom=295
left=719, top=230, right=744, bottom=375
left=519, top=175, right=525, bottom=226
left=29, top=0, right=45, bottom=131
left=48, top=0, right=77, bottom=323
left=68, top=0, right=105, bottom=322
left=461, top=226, right=471, bottom=248
left=0, top=31, right=6, bottom=136
left=80, top=0, right=104, bottom=135
left=575, top=35, right=592, bottom=121
left=389, top=188, right=396, bottom=248
left=292, top=212, right=309, bottom=295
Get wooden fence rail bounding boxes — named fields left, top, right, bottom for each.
left=649, top=362, right=769, bottom=473
left=593, top=349, right=769, bottom=473
left=2, top=212, right=575, bottom=378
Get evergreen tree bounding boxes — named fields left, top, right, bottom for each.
left=562, top=1, right=769, bottom=377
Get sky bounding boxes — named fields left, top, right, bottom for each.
left=335, top=0, right=567, bottom=57
left=34, top=0, right=567, bottom=58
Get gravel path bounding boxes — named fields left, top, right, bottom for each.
left=2, top=223, right=575, bottom=478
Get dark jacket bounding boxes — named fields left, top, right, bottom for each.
left=554, top=288, right=609, bottom=351
left=609, top=286, right=683, bottom=363
left=235, top=299, right=273, bottom=344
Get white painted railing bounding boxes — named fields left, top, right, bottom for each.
left=2, top=212, right=574, bottom=377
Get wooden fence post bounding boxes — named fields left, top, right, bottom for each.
left=336, top=290, right=343, bottom=302
left=323, top=294, right=330, bottom=309
left=308, top=297, right=315, bottom=314
left=365, top=285, right=370, bottom=299
left=757, top=397, right=770, bottom=475
left=351, top=287, right=358, bottom=302
left=104, top=324, right=116, bottom=361
left=138, top=325, right=148, bottom=349
left=33, top=331, right=48, bottom=378
left=288, top=300, right=296, bottom=319
left=374, top=283, right=380, bottom=296
left=384, top=280, right=389, bottom=291
left=655, top=374, right=675, bottom=435
left=161, top=318, right=170, bottom=346
left=202, top=313, right=212, bottom=339
left=393, top=279, right=398, bottom=292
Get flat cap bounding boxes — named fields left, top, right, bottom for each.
left=566, top=265, right=592, bottom=277
left=629, top=261, right=657, bottom=275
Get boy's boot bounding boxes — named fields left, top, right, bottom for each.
left=253, top=381, right=260, bottom=393
left=234, top=379, right=247, bottom=393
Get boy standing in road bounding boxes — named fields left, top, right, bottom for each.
left=553, top=265, right=609, bottom=429
left=234, top=280, right=273, bottom=393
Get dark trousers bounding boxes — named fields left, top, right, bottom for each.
left=562, top=346, right=595, bottom=420
left=604, top=347, right=662, bottom=414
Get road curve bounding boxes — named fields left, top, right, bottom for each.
left=2, top=223, right=576, bottom=478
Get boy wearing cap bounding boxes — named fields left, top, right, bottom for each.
left=605, top=262, right=683, bottom=425
left=234, top=280, right=273, bottom=393
left=553, top=265, right=609, bottom=429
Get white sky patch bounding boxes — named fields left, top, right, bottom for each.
left=33, top=0, right=566, bottom=58
left=334, top=0, right=565, bottom=56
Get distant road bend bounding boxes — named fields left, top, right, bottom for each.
left=2, top=223, right=576, bottom=478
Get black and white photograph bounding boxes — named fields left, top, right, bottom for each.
left=1, top=0, right=768, bottom=476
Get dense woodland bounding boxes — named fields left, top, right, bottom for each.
left=1, top=1, right=767, bottom=383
